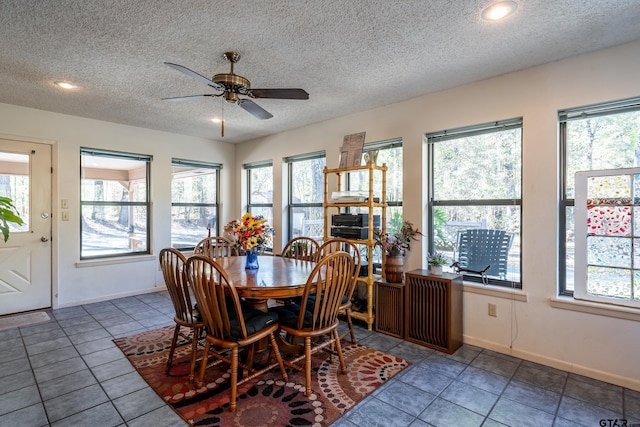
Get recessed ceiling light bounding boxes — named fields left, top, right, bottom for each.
left=211, top=117, right=222, bottom=123
left=54, top=81, right=78, bottom=90
left=481, top=1, right=518, bottom=21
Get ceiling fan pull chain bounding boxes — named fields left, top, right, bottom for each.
left=221, top=97, right=225, bottom=138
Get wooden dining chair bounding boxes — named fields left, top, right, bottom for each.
left=318, top=238, right=362, bottom=343
left=270, top=251, right=354, bottom=397
left=194, top=236, right=238, bottom=259
left=159, top=248, right=204, bottom=382
left=185, top=254, right=288, bottom=412
left=282, top=236, right=320, bottom=262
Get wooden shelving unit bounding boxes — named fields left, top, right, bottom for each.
left=323, top=163, right=387, bottom=330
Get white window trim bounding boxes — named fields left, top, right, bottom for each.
left=550, top=297, right=640, bottom=322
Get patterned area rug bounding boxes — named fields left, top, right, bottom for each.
left=114, top=325, right=409, bottom=426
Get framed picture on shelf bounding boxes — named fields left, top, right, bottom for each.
left=338, top=132, right=366, bottom=168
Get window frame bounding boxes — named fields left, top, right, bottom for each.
left=426, top=118, right=523, bottom=288
left=80, top=148, right=151, bottom=260
left=558, top=96, right=640, bottom=296
left=170, top=158, right=221, bottom=250
left=285, top=151, right=326, bottom=241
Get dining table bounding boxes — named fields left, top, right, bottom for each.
left=213, top=254, right=317, bottom=354
left=213, top=254, right=317, bottom=311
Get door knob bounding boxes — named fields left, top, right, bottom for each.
left=41, top=236, right=49, bottom=242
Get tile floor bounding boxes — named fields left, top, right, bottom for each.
left=1, top=290, right=638, bottom=427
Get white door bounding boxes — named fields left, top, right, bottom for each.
left=0, top=139, right=52, bottom=315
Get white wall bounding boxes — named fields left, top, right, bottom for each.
left=0, top=103, right=235, bottom=307
left=235, top=41, right=640, bottom=390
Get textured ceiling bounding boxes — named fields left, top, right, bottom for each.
left=1, top=1, right=640, bottom=144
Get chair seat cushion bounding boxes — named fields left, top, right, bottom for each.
left=269, top=304, right=313, bottom=329
left=229, top=309, right=278, bottom=340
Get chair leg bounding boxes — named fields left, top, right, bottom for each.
left=244, top=343, right=255, bottom=379
left=197, top=341, right=210, bottom=387
left=166, top=323, right=180, bottom=371
left=188, top=326, right=200, bottom=382
left=333, top=329, right=347, bottom=374
left=304, top=336, right=312, bottom=397
left=230, top=347, right=238, bottom=412
left=268, top=332, right=288, bottom=382
left=345, top=308, right=356, bottom=344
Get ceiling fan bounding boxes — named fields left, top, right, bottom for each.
left=163, top=51, right=309, bottom=121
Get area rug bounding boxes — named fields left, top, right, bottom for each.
left=114, top=325, right=410, bottom=426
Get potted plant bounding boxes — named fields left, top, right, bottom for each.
left=427, top=252, right=448, bottom=275
left=373, top=221, right=422, bottom=283
left=0, top=196, right=24, bottom=242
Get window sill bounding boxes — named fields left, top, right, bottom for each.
left=75, top=254, right=155, bottom=268
left=550, top=297, right=640, bottom=322
left=462, top=282, right=528, bottom=302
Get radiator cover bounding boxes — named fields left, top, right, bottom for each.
left=404, top=270, right=463, bottom=354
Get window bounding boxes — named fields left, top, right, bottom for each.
left=245, top=161, right=273, bottom=250
left=0, top=152, right=29, bottom=234
left=285, top=151, right=325, bottom=241
left=348, top=140, right=403, bottom=231
left=426, top=119, right=522, bottom=287
left=171, top=159, right=221, bottom=250
left=559, top=97, right=640, bottom=296
left=80, top=148, right=151, bottom=259
left=574, top=168, right=640, bottom=307
left=348, top=139, right=403, bottom=266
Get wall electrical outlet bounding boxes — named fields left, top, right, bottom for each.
left=61, top=211, right=69, bottom=221
left=488, top=303, right=497, bottom=317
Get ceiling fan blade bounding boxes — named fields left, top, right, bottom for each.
left=164, top=62, right=225, bottom=91
left=162, top=94, right=218, bottom=102
left=237, top=99, right=273, bottom=120
left=248, top=88, right=309, bottom=100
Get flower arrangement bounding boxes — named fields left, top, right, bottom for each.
left=427, top=252, right=449, bottom=266
left=232, top=213, right=274, bottom=252
left=373, top=220, right=423, bottom=257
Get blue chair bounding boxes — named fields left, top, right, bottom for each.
left=454, top=229, right=513, bottom=279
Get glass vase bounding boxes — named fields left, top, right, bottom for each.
left=245, top=248, right=259, bottom=269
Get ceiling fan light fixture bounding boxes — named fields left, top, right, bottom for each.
left=54, top=80, right=78, bottom=90
left=481, top=1, right=518, bottom=21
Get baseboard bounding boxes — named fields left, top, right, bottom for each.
left=463, top=335, right=640, bottom=392
left=57, top=285, right=168, bottom=309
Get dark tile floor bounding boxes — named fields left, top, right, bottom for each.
left=1, top=290, right=638, bottom=426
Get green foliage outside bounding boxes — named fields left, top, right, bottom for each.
left=0, top=196, right=24, bottom=242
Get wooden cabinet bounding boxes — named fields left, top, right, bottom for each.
left=404, top=270, right=463, bottom=354
left=323, top=163, right=387, bottom=330
left=374, top=279, right=404, bottom=338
